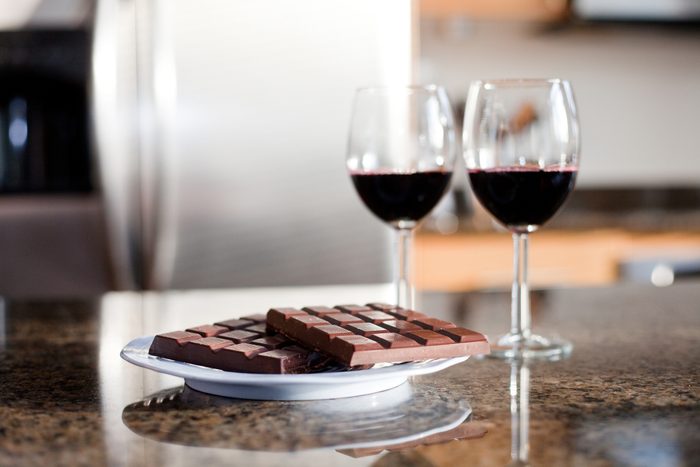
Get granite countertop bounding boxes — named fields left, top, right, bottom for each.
left=0, top=281, right=698, bottom=466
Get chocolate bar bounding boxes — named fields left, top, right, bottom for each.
left=337, top=421, right=488, bottom=458
left=148, top=315, right=331, bottom=374
left=267, top=304, right=489, bottom=366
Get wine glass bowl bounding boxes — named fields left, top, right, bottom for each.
left=349, top=170, right=454, bottom=230
left=463, top=79, right=580, bottom=359
left=347, top=86, right=457, bottom=308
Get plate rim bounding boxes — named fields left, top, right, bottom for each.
left=121, top=335, right=469, bottom=385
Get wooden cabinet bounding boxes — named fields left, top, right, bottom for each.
left=414, top=230, right=700, bottom=291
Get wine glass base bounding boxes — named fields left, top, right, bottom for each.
left=486, top=333, right=572, bottom=361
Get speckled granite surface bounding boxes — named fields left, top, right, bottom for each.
left=0, top=282, right=698, bottom=466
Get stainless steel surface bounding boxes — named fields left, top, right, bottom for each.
left=91, top=0, right=419, bottom=290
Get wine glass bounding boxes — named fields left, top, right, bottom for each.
left=463, top=79, right=580, bottom=359
left=347, top=85, right=457, bottom=309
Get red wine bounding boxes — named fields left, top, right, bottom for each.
left=468, top=167, right=577, bottom=231
left=351, top=170, right=452, bottom=225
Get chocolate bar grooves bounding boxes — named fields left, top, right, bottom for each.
left=267, top=304, right=489, bottom=367
left=148, top=315, right=347, bottom=374
left=148, top=304, right=489, bottom=373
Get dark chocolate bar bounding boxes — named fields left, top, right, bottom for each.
left=267, top=303, right=489, bottom=366
left=148, top=316, right=330, bottom=374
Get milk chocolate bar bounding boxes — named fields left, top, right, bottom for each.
left=148, top=315, right=330, bottom=374
left=267, top=304, right=489, bottom=366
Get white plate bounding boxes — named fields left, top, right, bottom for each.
left=121, top=336, right=469, bottom=400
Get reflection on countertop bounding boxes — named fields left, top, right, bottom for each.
left=122, top=382, right=482, bottom=453
left=0, top=281, right=698, bottom=466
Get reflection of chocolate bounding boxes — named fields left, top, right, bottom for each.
left=267, top=303, right=489, bottom=366
left=122, top=383, right=473, bottom=452
left=510, top=102, right=538, bottom=133
left=337, top=421, right=487, bottom=458
left=149, top=315, right=334, bottom=374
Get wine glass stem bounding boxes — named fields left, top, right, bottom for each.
left=510, top=360, right=530, bottom=464
left=396, top=228, right=414, bottom=309
left=511, top=233, right=531, bottom=342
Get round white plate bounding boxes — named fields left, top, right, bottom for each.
left=121, top=336, right=469, bottom=400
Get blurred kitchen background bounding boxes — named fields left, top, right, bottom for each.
left=0, top=0, right=698, bottom=297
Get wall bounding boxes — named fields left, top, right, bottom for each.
left=420, top=20, right=700, bottom=188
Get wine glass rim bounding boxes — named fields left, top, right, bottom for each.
left=355, top=84, right=444, bottom=94
left=475, top=78, right=570, bottom=88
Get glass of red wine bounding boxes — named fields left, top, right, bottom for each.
left=463, top=79, right=580, bottom=359
left=347, top=85, right=457, bottom=309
